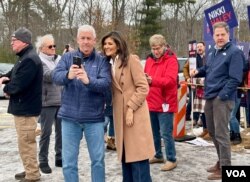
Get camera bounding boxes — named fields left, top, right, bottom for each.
left=73, top=56, right=81, bottom=68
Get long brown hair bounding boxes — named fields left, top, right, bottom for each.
left=101, top=31, right=129, bottom=68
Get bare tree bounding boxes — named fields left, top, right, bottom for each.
left=0, top=0, right=249, bottom=62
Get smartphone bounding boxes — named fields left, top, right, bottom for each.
left=73, top=56, right=81, bottom=68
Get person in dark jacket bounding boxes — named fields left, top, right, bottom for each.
left=52, top=25, right=111, bottom=182
left=0, top=27, right=42, bottom=182
left=35, top=34, right=62, bottom=174
left=183, top=42, right=208, bottom=138
left=190, top=22, right=244, bottom=180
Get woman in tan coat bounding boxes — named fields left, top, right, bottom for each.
left=101, top=31, right=155, bottom=182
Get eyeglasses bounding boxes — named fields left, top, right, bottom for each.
left=11, top=38, right=19, bottom=43
left=48, top=45, right=56, bottom=49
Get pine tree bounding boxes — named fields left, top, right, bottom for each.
left=138, top=0, right=162, bottom=58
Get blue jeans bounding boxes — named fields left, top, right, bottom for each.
left=104, top=116, right=115, bottom=137
left=229, top=97, right=241, bottom=133
left=62, top=119, right=105, bottom=182
left=149, top=112, right=176, bottom=162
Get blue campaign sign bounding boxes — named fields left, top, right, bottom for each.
left=204, top=0, right=238, bottom=35
left=237, top=42, right=250, bottom=59
left=203, top=17, right=213, bottom=41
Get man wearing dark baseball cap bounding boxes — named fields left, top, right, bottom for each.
left=0, top=27, right=42, bottom=182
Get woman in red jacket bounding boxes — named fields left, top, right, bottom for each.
left=145, top=34, right=178, bottom=171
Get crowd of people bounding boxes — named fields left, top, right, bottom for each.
left=0, top=21, right=248, bottom=182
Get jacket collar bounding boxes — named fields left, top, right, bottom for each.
left=16, top=44, right=33, bottom=57
left=214, top=41, right=231, bottom=51
left=77, top=48, right=96, bottom=61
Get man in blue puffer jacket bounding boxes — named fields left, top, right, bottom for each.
left=52, top=25, right=111, bottom=182
left=191, top=21, right=244, bottom=180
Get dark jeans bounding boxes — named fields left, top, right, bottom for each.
left=122, top=145, right=152, bottom=182
left=186, top=87, right=199, bottom=120
left=186, top=86, right=192, bottom=118
left=200, top=113, right=207, bottom=128
left=39, top=106, right=62, bottom=163
left=193, top=112, right=200, bottom=122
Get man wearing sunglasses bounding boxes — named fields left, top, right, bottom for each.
left=35, top=34, right=62, bottom=174
left=0, top=27, right=43, bottom=182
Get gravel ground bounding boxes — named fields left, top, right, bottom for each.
left=1, top=105, right=250, bottom=182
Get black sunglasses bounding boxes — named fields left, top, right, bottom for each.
left=48, top=45, right=56, bottom=49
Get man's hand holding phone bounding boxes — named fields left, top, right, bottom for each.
left=68, top=56, right=89, bottom=84
left=68, top=56, right=82, bottom=79
left=68, top=64, right=80, bottom=79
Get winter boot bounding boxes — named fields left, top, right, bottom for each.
left=199, top=129, right=208, bottom=138
left=232, top=133, right=242, bottom=145
left=106, top=137, right=116, bottom=151
left=230, top=131, right=235, bottom=141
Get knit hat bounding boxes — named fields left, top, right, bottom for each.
left=12, top=27, right=32, bottom=44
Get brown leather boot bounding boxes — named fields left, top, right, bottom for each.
left=106, top=137, right=116, bottom=151
left=207, top=168, right=221, bottom=180
left=203, top=133, right=211, bottom=140
left=199, top=129, right=208, bottom=138
left=207, top=161, right=220, bottom=173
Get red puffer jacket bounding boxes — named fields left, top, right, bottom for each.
left=144, top=50, right=178, bottom=113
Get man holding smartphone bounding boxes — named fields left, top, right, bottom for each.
left=52, top=25, right=111, bottom=182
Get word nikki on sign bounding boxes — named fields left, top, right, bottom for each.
left=208, top=6, right=226, bottom=19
